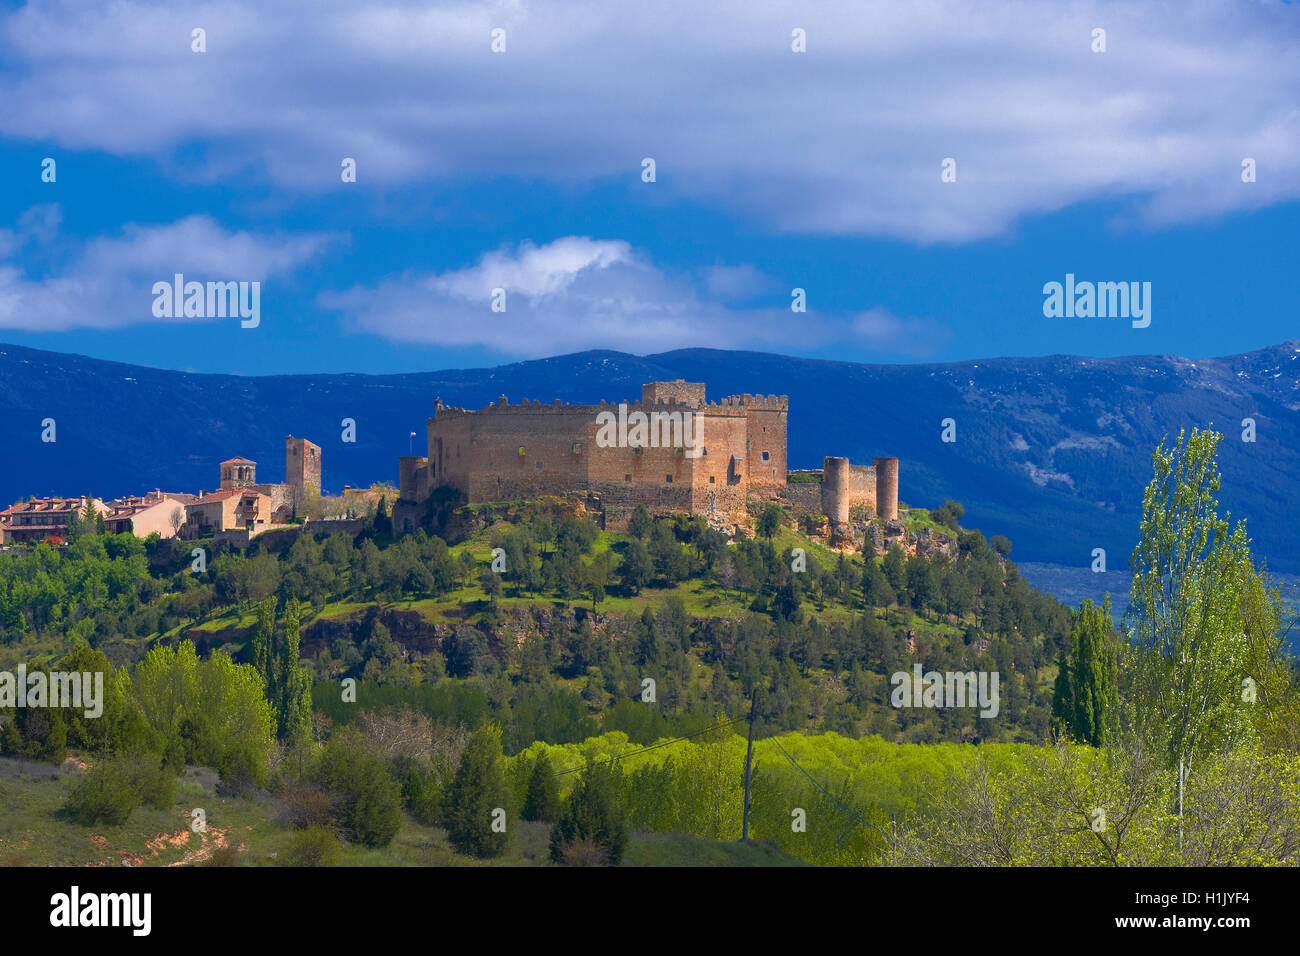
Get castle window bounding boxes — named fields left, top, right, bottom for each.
left=665, top=475, right=673, bottom=483
left=761, top=451, right=770, bottom=462
left=709, top=476, right=715, bottom=484
left=536, top=461, right=543, bottom=470
left=624, top=475, right=632, bottom=483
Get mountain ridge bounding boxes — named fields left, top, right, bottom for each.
left=3, top=339, right=1298, bottom=571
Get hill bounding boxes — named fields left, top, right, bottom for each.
left=3, top=340, right=1299, bottom=570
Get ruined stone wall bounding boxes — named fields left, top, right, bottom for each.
left=846, top=463, right=877, bottom=513
left=777, top=481, right=823, bottom=518
left=585, top=401, right=700, bottom=524
left=689, top=409, right=749, bottom=518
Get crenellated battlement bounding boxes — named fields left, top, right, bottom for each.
left=405, top=379, right=891, bottom=531
left=717, top=393, right=789, bottom=411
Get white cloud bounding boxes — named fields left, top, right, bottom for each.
left=703, top=264, right=783, bottom=301
left=0, top=209, right=342, bottom=331
left=320, top=235, right=940, bottom=357
left=0, top=1, right=1295, bottom=241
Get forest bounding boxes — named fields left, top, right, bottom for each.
left=1, top=428, right=1297, bottom=866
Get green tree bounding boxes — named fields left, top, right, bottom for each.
left=315, top=728, right=403, bottom=847
left=627, top=506, right=652, bottom=540
left=1124, top=429, right=1282, bottom=767
left=445, top=724, right=509, bottom=858
left=1052, top=599, right=1119, bottom=746
left=757, top=505, right=782, bottom=541
left=619, top=539, right=653, bottom=594
left=249, top=598, right=314, bottom=743
left=549, top=759, right=629, bottom=865
left=881, top=544, right=907, bottom=590
left=275, top=599, right=314, bottom=745
left=521, top=751, right=561, bottom=822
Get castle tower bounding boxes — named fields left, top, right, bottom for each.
left=285, top=436, right=322, bottom=493
left=874, top=456, right=899, bottom=521
left=642, top=380, right=706, bottom=407
left=821, top=456, right=851, bottom=524
left=399, top=455, right=430, bottom=502
left=219, top=457, right=257, bottom=490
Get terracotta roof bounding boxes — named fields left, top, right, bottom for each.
left=220, top=457, right=257, bottom=466
left=1, top=497, right=91, bottom=517
left=191, top=488, right=268, bottom=505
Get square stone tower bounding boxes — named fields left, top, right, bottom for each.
left=285, top=436, right=322, bottom=493
left=641, top=380, right=705, bottom=406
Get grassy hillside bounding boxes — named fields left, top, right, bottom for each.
left=0, top=754, right=805, bottom=868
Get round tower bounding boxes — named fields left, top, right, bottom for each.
left=874, top=457, right=899, bottom=521
left=821, top=456, right=851, bottom=524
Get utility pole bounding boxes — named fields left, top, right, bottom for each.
left=741, top=691, right=757, bottom=842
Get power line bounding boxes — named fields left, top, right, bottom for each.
left=765, top=734, right=894, bottom=851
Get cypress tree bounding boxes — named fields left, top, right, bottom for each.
left=1068, top=598, right=1118, bottom=747
left=276, top=598, right=313, bottom=745
left=1050, top=652, right=1072, bottom=737
left=1052, top=599, right=1118, bottom=746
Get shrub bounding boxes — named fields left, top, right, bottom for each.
left=64, top=759, right=141, bottom=826
left=283, top=825, right=341, bottom=867
left=315, top=729, right=403, bottom=847
left=557, top=839, right=610, bottom=867
left=402, top=766, right=443, bottom=825
left=279, top=784, right=335, bottom=829
left=202, top=843, right=242, bottom=867
left=129, top=751, right=177, bottom=810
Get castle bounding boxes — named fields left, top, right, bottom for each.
left=393, top=380, right=897, bottom=534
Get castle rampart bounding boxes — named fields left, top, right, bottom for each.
left=396, top=381, right=895, bottom=534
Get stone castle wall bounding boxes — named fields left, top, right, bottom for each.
left=398, top=382, right=892, bottom=532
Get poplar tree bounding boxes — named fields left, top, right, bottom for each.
left=1124, top=429, right=1284, bottom=767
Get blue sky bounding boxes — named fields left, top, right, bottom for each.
left=0, top=0, right=1297, bottom=375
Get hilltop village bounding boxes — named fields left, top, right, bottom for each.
left=2, top=380, right=917, bottom=555
left=0, top=436, right=375, bottom=547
